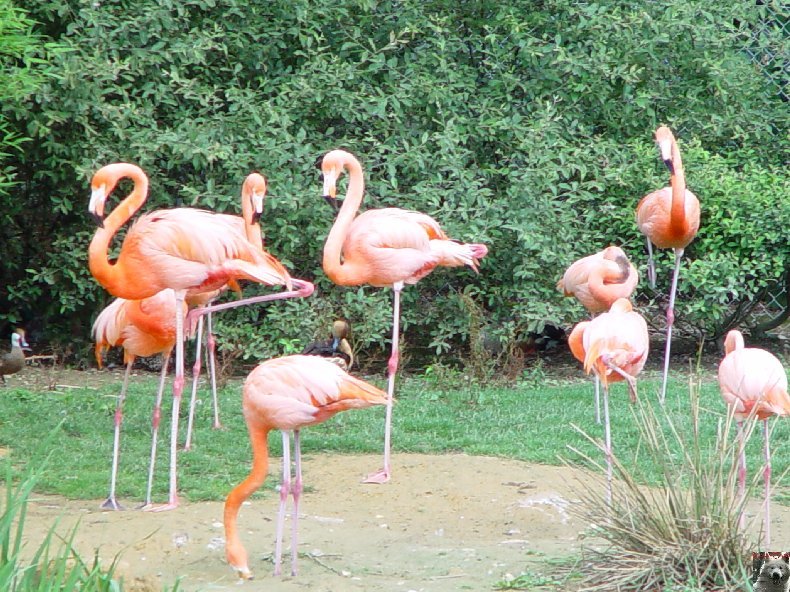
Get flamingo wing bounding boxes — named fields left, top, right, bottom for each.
left=718, top=348, right=790, bottom=419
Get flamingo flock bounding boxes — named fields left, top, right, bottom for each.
left=82, top=125, right=786, bottom=578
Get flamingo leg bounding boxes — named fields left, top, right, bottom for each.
left=364, top=280, right=403, bottom=484
left=141, top=350, right=171, bottom=509
left=207, top=311, right=221, bottom=429
left=290, top=430, right=302, bottom=576
left=593, top=375, right=601, bottom=424
left=184, top=313, right=205, bottom=451
left=763, top=419, right=771, bottom=548
left=147, top=291, right=186, bottom=512
left=645, top=238, right=656, bottom=288
left=602, top=381, right=612, bottom=506
left=101, top=359, right=133, bottom=511
left=736, top=420, right=746, bottom=530
left=659, top=247, right=684, bottom=405
left=274, top=430, right=291, bottom=576
left=186, top=281, right=314, bottom=322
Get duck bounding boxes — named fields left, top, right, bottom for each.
left=0, top=329, right=31, bottom=384
left=302, top=320, right=354, bottom=370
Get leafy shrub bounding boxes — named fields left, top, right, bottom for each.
left=1, top=0, right=786, bottom=367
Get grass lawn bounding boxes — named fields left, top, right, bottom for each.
left=0, top=366, right=787, bottom=505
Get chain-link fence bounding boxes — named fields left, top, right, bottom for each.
left=740, top=0, right=788, bottom=334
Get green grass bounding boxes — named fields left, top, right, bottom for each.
left=0, top=367, right=787, bottom=506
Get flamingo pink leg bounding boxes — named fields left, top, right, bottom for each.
left=602, top=383, right=612, bottom=506
left=186, top=281, right=314, bottom=323
left=274, top=430, right=291, bottom=576
left=147, top=291, right=187, bottom=512
left=290, top=430, right=302, bottom=576
left=364, top=280, right=403, bottom=484
left=206, top=311, right=221, bottom=429
left=736, top=420, right=746, bottom=530
left=140, top=351, right=171, bottom=509
left=659, top=247, right=684, bottom=405
left=101, top=360, right=133, bottom=511
left=645, top=238, right=656, bottom=289
left=184, top=313, right=205, bottom=451
left=763, top=419, right=771, bottom=548
left=593, top=375, right=601, bottom=425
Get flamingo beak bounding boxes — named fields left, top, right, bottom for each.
left=322, top=168, right=338, bottom=199
left=89, top=185, right=107, bottom=227
left=251, top=190, right=264, bottom=224
left=656, top=138, right=674, bottom=173
left=331, top=336, right=341, bottom=352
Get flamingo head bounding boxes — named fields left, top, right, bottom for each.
left=89, top=183, right=107, bottom=227
left=320, top=149, right=359, bottom=207
left=723, top=330, right=745, bottom=355
left=654, top=126, right=676, bottom=173
left=243, top=172, right=267, bottom=224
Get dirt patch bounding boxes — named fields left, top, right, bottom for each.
left=18, top=454, right=589, bottom=591
left=18, top=452, right=790, bottom=592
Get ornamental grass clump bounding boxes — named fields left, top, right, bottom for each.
left=569, top=375, right=762, bottom=591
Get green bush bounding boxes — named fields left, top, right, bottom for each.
left=2, top=0, right=786, bottom=366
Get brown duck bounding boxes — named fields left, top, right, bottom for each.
left=0, top=329, right=31, bottom=384
left=301, top=319, right=354, bottom=370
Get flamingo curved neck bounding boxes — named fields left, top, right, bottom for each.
left=322, top=156, right=366, bottom=285
left=669, top=138, right=688, bottom=235
left=588, top=260, right=631, bottom=304
left=224, top=426, right=271, bottom=574
left=725, top=331, right=744, bottom=354
left=88, top=166, right=149, bottom=297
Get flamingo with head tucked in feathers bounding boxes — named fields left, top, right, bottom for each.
left=636, top=126, right=700, bottom=404
left=559, top=246, right=639, bottom=423
left=93, top=289, right=186, bottom=510
left=319, top=149, right=488, bottom=483
left=88, top=163, right=314, bottom=510
left=224, top=355, right=387, bottom=580
left=568, top=298, right=649, bottom=503
left=718, top=329, right=790, bottom=547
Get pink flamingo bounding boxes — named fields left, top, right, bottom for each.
left=558, top=246, right=639, bottom=422
left=568, top=298, right=649, bottom=502
left=319, top=149, right=488, bottom=483
left=93, top=289, right=186, bottom=510
left=88, top=163, right=314, bottom=510
left=636, top=126, right=700, bottom=404
left=224, top=355, right=387, bottom=579
left=184, top=173, right=268, bottom=450
left=718, top=329, right=790, bottom=547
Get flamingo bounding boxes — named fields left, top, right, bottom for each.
left=92, top=289, right=186, bottom=510
left=319, top=149, right=488, bottom=483
left=568, top=298, right=649, bottom=502
left=718, top=329, right=790, bottom=547
left=636, top=126, right=700, bottom=404
left=301, top=319, right=354, bottom=370
left=88, top=163, right=314, bottom=510
left=184, top=173, right=268, bottom=450
left=558, top=246, right=639, bottom=423
left=224, top=354, right=387, bottom=579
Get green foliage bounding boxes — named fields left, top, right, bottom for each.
left=1, top=0, right=787, bottom=364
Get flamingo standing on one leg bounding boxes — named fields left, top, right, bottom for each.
left=88, top=163, right=314, bottom=511
left=718, top=329, right=790, bottom=547
left=184, top=173, right=269, bottom=450
left=319, top=149, right=488, bottom=483
left=558, top=246, right=639, bottom=423
left=92, top=289, right=186, bottom=510
left=636, top=126, right=700, bottom=405
left=224, top=355, right=387, bottom=579
left=568, top=298, right=649, bottom=503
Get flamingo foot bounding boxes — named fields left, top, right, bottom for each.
left=212, top=420, right=224, bottom=430
left=363, top=468, right=390, bottom=484
left=100, top=497, right=123, bottom=511
left=142, top=497, right=180, bottom=512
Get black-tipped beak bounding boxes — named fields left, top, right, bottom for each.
left=323, top=195, right=339, bottom=212
left=662, top=158, right=674, bottom=174
left=331, top=336, right=341, bottom=352
left=91, top=212, right=105, bottom=228
left=251, top=211, right=262, bottom=224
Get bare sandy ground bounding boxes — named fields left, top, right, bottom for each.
left=20, top=453, right=592, bottom=591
